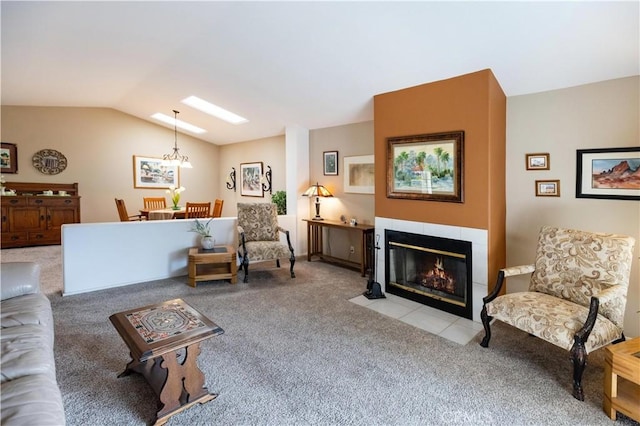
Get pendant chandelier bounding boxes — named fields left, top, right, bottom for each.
left=162, top=110, right=192, bottom=168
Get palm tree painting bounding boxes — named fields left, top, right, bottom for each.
left=387, top=131, right=464, bottom=203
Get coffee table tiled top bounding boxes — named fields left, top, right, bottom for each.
left=110, top=298, right=223, bottom=362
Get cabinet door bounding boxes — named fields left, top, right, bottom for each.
left=9, top=206, right=45, bottom=232
left=1, top=206, right=7, bottom=233
left=47, top=207, right=78, bottom=231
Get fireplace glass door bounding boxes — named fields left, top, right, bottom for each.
left=385, top=230, right=472, bottom=319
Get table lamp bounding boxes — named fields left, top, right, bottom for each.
left=302, top=182, right=333, bottom=220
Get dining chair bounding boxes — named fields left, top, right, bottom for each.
left=185, top=202, right=211, bottom=218
left=114, top=198, right=145, bottom=221
left=143, top=197, right=167, bottom=210
left=212, top=199, right=224, bottom=218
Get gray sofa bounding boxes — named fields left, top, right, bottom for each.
left=1, top=262, right=66, bottom=425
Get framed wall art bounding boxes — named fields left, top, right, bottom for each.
left=240, top=161, right=264, bottom=197
left=1, top=142, right=18, bottom=174
left=344, top=155, right=374, bottom=194
left=526, top=153, right=550, bottom=170
left=133, top=155, right=179, bottom=189
left=323, top=151, right=338, bottom=176
left=576, top=147, right=640, bottom=201
left=535, top=179, right=560, bottom=197
left=387, top=131, right=464, bottom=202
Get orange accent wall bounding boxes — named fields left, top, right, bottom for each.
left=374, top=69, right=506, bottom=285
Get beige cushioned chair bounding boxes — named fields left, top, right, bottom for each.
left=480, top=226, right=635, bottom=401
left=237, top=203, right=295, bottom=283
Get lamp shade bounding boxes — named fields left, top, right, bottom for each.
left=303, top=183, right=333, bottom=198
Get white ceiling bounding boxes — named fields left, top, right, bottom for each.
left=2, top=1, right=638, bottom=145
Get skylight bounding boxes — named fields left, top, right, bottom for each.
left=182, top=96, right=248, bottom=125
left=151, top=113, right=206, bottom=134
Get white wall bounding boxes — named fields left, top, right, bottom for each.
left=506, top=76, right=639, bottom=336
left=62, top=215, right=296, bottom=295
left=1, top=107, right=221, bottom=223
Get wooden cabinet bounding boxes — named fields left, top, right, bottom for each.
left=1, top=182, right=80, bottom=248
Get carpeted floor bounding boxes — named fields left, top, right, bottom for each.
left=2, top=246, right=639, bottom=425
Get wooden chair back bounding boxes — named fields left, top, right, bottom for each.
left=115, top=198, right=143, bottom=221
left=143, top=197, right=167, bottom=210
left=185, top=202, right=211, bottom=218
left=212, top=199, right=224, bottom=218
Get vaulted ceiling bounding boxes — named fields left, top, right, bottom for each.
left=2, top=1, right=638, bottom=145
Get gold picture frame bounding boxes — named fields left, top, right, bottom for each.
left=535, top=179, right=560, bottom=197
left=526, top=153, right=550, bottom=170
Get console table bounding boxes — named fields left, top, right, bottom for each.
left=303, top=218, right=374, bottom=276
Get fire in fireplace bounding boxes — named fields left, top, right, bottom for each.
left=385, top=230, right=472, bottom=319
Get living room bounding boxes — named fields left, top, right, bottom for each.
left=1, top=2, right=639, bottom=425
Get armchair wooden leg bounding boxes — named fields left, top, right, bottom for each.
left=570, top=340, right=587, bottom=401
left=480, top=305, right=492, bottom=348
left=241, top=256, right=249, bottom=283
left=289, top=254, right=295, bottom=278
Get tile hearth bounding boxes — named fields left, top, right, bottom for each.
left=350, top=293, right=483, bottom=345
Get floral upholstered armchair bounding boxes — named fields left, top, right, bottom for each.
left=480, top=226, right=635, bottom=401
left=237, top=203, right=295, bottom=283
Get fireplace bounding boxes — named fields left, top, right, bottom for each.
left=385, top=230, right=473, bottom=319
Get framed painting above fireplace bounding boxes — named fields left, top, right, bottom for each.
left=387, top=131, right=464, bottom=203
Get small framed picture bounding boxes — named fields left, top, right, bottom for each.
left=323, top=151, right=338, bottom=176
left=1, top=142, right=18, bottom=174
left=526, top=153, right=550, bottom=170
left=535, top=179, right=560, bottom=197
left=240, top=161, right=264, bottom=197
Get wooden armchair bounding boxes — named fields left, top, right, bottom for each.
left=480, top=226, right=635, bottom=400
left=185, top=202, right=211, bottom=218
left=143, top=197, right=167, bottom=210
left=115, top=198, right=145, bottom=221
left=236, top=203, right=295, bottom=283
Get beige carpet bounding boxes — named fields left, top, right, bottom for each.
left=1, top=245, right=62, bottom=295
left=2, top=245, right=639, bottom=425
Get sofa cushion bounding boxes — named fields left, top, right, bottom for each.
left=1, top=374, right=66, bottom=426
left=0, top=263, right=40, bottom=301
left=1, top=293, right=53, bottom=329
left=1, top=324, right=56, bottom=383
left=486, top=291, right=622, bottom=353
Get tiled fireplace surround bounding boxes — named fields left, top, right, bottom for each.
left=374, top=216, right=488, bottom=323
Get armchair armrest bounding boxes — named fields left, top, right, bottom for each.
left=483, top=264, right=535, bottom=304
left=593, top=285, right=626, bottom=327
left=1, top=262, right=41, bottom=301
left=277, top=226, right=295, bottom=253
left=502, top=264, right=535, bottom=277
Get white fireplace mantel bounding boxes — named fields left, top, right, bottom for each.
left=375, top=216, right=488, bottom=322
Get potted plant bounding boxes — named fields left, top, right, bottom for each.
left=189, top=218, right=214, bottom=249
left=272, top=190, right=286, bottom=215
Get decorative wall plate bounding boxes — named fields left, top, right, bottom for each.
left=32, top=149, right=67, bottom=175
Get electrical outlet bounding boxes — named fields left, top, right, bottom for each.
left=349, top=246, right=355, bottom=254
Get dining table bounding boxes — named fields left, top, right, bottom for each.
left=140, top=207, right=186, bottom=220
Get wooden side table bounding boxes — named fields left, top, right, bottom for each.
left=110, top=299, right=224, bottom=425
left=188, top=245, right=237, bottom=287
left=603, top=337, right=640, bottom=422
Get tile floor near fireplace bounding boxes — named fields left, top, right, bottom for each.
left=349, top=293, right=483, bottom=345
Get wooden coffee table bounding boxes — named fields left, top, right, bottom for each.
left=188, top=245, right=237, bottom=287
left=109, top=299, right=224, bottom=425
